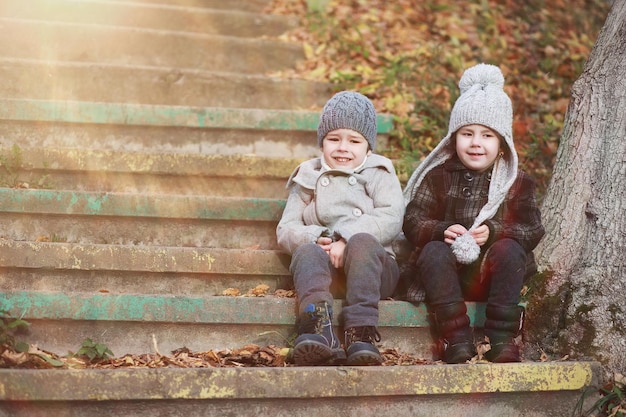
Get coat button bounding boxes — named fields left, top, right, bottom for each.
left=462, top=187, right=472, bottom=197
left=463, top=172, right=474, bottom=182
left=348, top=176, right=357, bottom=185
left=320, top=177, right=330, bottom=187
left=352, top=208, right=363, bottom=216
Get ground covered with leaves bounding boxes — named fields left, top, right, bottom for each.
left=1, top=343, right=433, bottom=370
left=266, top=0, right=611, bottom=199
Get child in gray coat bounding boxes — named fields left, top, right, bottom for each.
left=277, top=91, right=404, bottom=366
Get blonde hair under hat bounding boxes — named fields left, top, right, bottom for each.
left=403, top=63, right=519, bottom=264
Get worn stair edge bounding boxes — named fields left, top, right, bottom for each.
left=0, top=189, right=285, bottom=221
left=0, top=291, right=488, bottom=328
left=0, top=362, right=599, bottom=401
left=0, top=0, right=299, bottom=38
left=0, top=99, right=394, bottom=133
left=125, top=0, right=274, bottom=12
left=0, top=18, right=302, bottom=74
left=0, top=58, right=332, bottom=109
left=0, top=147, right=301, bottom=197
left=0, top=147, right=302, bottom=179
left=0, top=240, right=290, bottom=275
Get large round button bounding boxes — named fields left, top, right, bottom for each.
left=463, top=172, right=474, bottom=182
left=320, top=177, right=330, bottom=186
left=352, top=208, right=363, bottom=216
left=348, top=176, right=357, bottom=185
left=462, top=187, right=472, bottom=197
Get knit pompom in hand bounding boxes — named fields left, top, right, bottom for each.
left=451, top=232, right=481, bottom=264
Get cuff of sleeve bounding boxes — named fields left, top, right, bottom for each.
left=484, top=220, right=500, bottom=247
left=433, top=222, right=455, bottom=241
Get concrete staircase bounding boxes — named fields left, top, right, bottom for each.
left=0, top=1, right=600, bottom=416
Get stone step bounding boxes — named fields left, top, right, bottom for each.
left=128, top=0, right=274, bottom=13
left=0, top=17, right=302, bottom=74
left=0, top=58, right=331, bottom=108
left=2, top=148, right=299, bottom=197
left=0, top=290, right=488, bottom=357
left=0, top=188, right=285, bottom=248
left=0, top=0, right=298, bottom=38
left=0, top=99, right=392, bottom=158
left=0, top=240, right=291, bottom=295
left=0, top=362, right=600, bottom=417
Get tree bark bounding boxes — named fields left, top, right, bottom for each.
left=533, top=0, right=626, bottom=378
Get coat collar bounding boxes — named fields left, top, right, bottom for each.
left=287, top=154, right=394, bottom=189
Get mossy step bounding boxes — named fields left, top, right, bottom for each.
left=0, top=99, right=393, bottom=133
left=0, top=189, right=285, bottom=248
left=0, top=290, right=482, bottom=357
left=0, top=0, right=298, bottom=38
left=0, top=188, right=285, bottom=221
left=0, top=363, right=601, bottom=417
left=0, top=291, right=478, bottom=327
left=0, top=99, right=393, bottom=158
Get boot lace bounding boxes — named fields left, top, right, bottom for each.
left=297, top=303, right=329, bottom=335
left=345, top=326, right=381, bottom=346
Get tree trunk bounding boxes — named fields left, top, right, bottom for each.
left=532, top=0, right=626, bottom=378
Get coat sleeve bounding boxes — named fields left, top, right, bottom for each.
left=333, top=167, right=405, bottom=246
left=403, top=170, right=453, bottom=248
left=484, top=171, right=545, bottom=252
left=276, top=184, right=328, bottom=255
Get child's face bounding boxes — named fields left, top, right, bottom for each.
left=321, top=128, right=371, bottom=169
left=455, top=124, right=502, bottom=172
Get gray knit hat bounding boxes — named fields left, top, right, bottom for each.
left=317, top=91, right=378, bottom=150
left=403, top=63, right=519, bottom=264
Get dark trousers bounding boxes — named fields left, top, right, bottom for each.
left=290, top=233, right=399, bottom=328
left=416, top=238, right=527, bottom=309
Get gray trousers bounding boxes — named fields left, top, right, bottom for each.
left=289, top=233, right=399, bottom=328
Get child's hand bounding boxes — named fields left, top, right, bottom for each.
left=328, top=239, right=346, bottom=268
left=316, top=236, right=333, bottom=254
left=470, top=225, right=490, bottom=246
left=444, top=225, right=468, bottom=245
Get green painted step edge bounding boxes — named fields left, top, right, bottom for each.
left=0, top=362, right=598, bottom=400
left=0, top=99, right=394, bottom=133
left=0, top=291, right=490, bottom=327
left=0, top=188, right=286, bottom=221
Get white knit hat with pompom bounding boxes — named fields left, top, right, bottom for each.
left=403, top=63, right=518, bottom=264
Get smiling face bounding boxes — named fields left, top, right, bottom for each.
left=321, top=128, right=371, bottom=169
left=454, top=124, right=502, bottom=172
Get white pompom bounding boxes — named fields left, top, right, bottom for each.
left=458, top=63, right=504, bottom=94
left=451, top=232, right=480, bottom=264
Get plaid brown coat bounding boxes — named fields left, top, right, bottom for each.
left=403, top=157, right=545, bottom=257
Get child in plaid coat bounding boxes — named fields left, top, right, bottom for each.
left=402, top=64, right=545, bottom=363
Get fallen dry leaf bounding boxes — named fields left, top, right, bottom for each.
left=222, top=288, right=241, bottom=297
left=247, top=284, right=270, bottom=297
left=274, top=289, right=296, bottom=298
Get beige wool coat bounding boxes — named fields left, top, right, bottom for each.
left=276, top=154, right=405, bottom=257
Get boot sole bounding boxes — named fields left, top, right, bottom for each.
left=347, top=350, right=382, bottom=366
left=293, top=340, right=338, bottom=366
